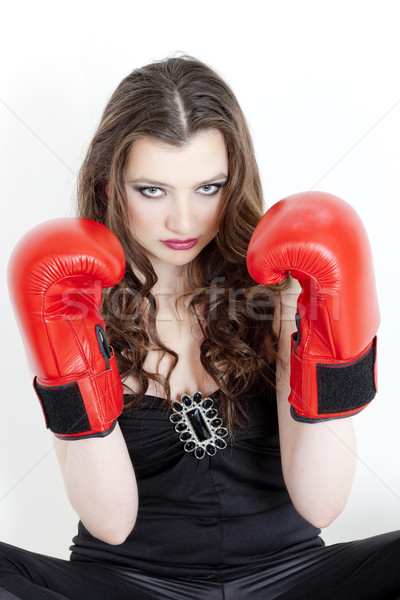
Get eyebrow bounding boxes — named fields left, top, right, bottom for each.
left=126, top=173, right=228, bottom=189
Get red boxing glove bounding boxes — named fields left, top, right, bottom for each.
left=8, top=218, right=125, bottom=439
left=247, top=191, right=380, bottom=422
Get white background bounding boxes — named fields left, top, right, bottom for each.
left=1, top=0, right=399, bottom=559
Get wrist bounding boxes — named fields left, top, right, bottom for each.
left=34, top=351, right=123, bottom=438
left=289, top=335, right=377, bottom=422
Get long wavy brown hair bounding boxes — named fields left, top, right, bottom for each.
left=77, top=55, right=281, bottom=429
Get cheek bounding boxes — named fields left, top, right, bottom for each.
left=128, top=202, right=158, bottom=236
left=206, top=212, right=220, bottom=232
left=204, top=197, right=225, bottom=228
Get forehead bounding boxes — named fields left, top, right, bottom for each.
left=125, top=130, right=228, bottom=185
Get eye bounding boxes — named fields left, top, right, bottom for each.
left=198, top=183, right=223, bottom=196
left=136, top=186, right=164, bottom=198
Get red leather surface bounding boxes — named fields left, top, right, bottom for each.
left=8, top=218, right=126, bottom=435
left=247, top=191, right=380, bottom=360
left=247, top=191, right=380, bottom=418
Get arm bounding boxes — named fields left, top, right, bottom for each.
left=274, top=280, right=357, bottom=528
left=53, top=425, right=138, bottom=545
left=247, top=191, right=380, bottom=527
left=8, top=218, right=138, bottom=544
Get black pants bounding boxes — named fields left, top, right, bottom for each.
left=1, top=532, right=400, bottom=599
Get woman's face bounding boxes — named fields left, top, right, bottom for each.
left=124, top=130, right=228, bottom=275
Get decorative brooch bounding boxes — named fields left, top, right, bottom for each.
left=169, top=392, right=228, bottom=459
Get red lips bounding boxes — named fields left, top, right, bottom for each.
left=161, top=239, right=199, bottom=250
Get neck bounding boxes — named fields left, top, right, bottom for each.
left=150, top=257, right=198, bottom=300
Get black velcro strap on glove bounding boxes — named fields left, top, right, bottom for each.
left=317, top=336, right=377, bottom=415
left=33, top=378, right=91, bottom=435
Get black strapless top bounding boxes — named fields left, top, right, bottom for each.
left=70, top=383, right=323, bottom=577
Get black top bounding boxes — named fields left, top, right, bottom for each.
left=70, top=383, right=323, bottom=577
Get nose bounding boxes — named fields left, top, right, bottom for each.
left=165, top=196, right=194, bottom=236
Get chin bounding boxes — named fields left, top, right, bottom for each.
left=167, top=255, right=197, bottom=267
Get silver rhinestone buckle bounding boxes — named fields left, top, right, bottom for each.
left=169, top=392, right=228, bottom=459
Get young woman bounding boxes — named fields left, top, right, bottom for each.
left=3, top=55, right=400, bottom=599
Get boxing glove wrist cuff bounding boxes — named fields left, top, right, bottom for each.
left=289, top=336, right=377, bottom=422
left=51, top=420, right=118, bottom=440
left=33, top=351, right=123, bottom=439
